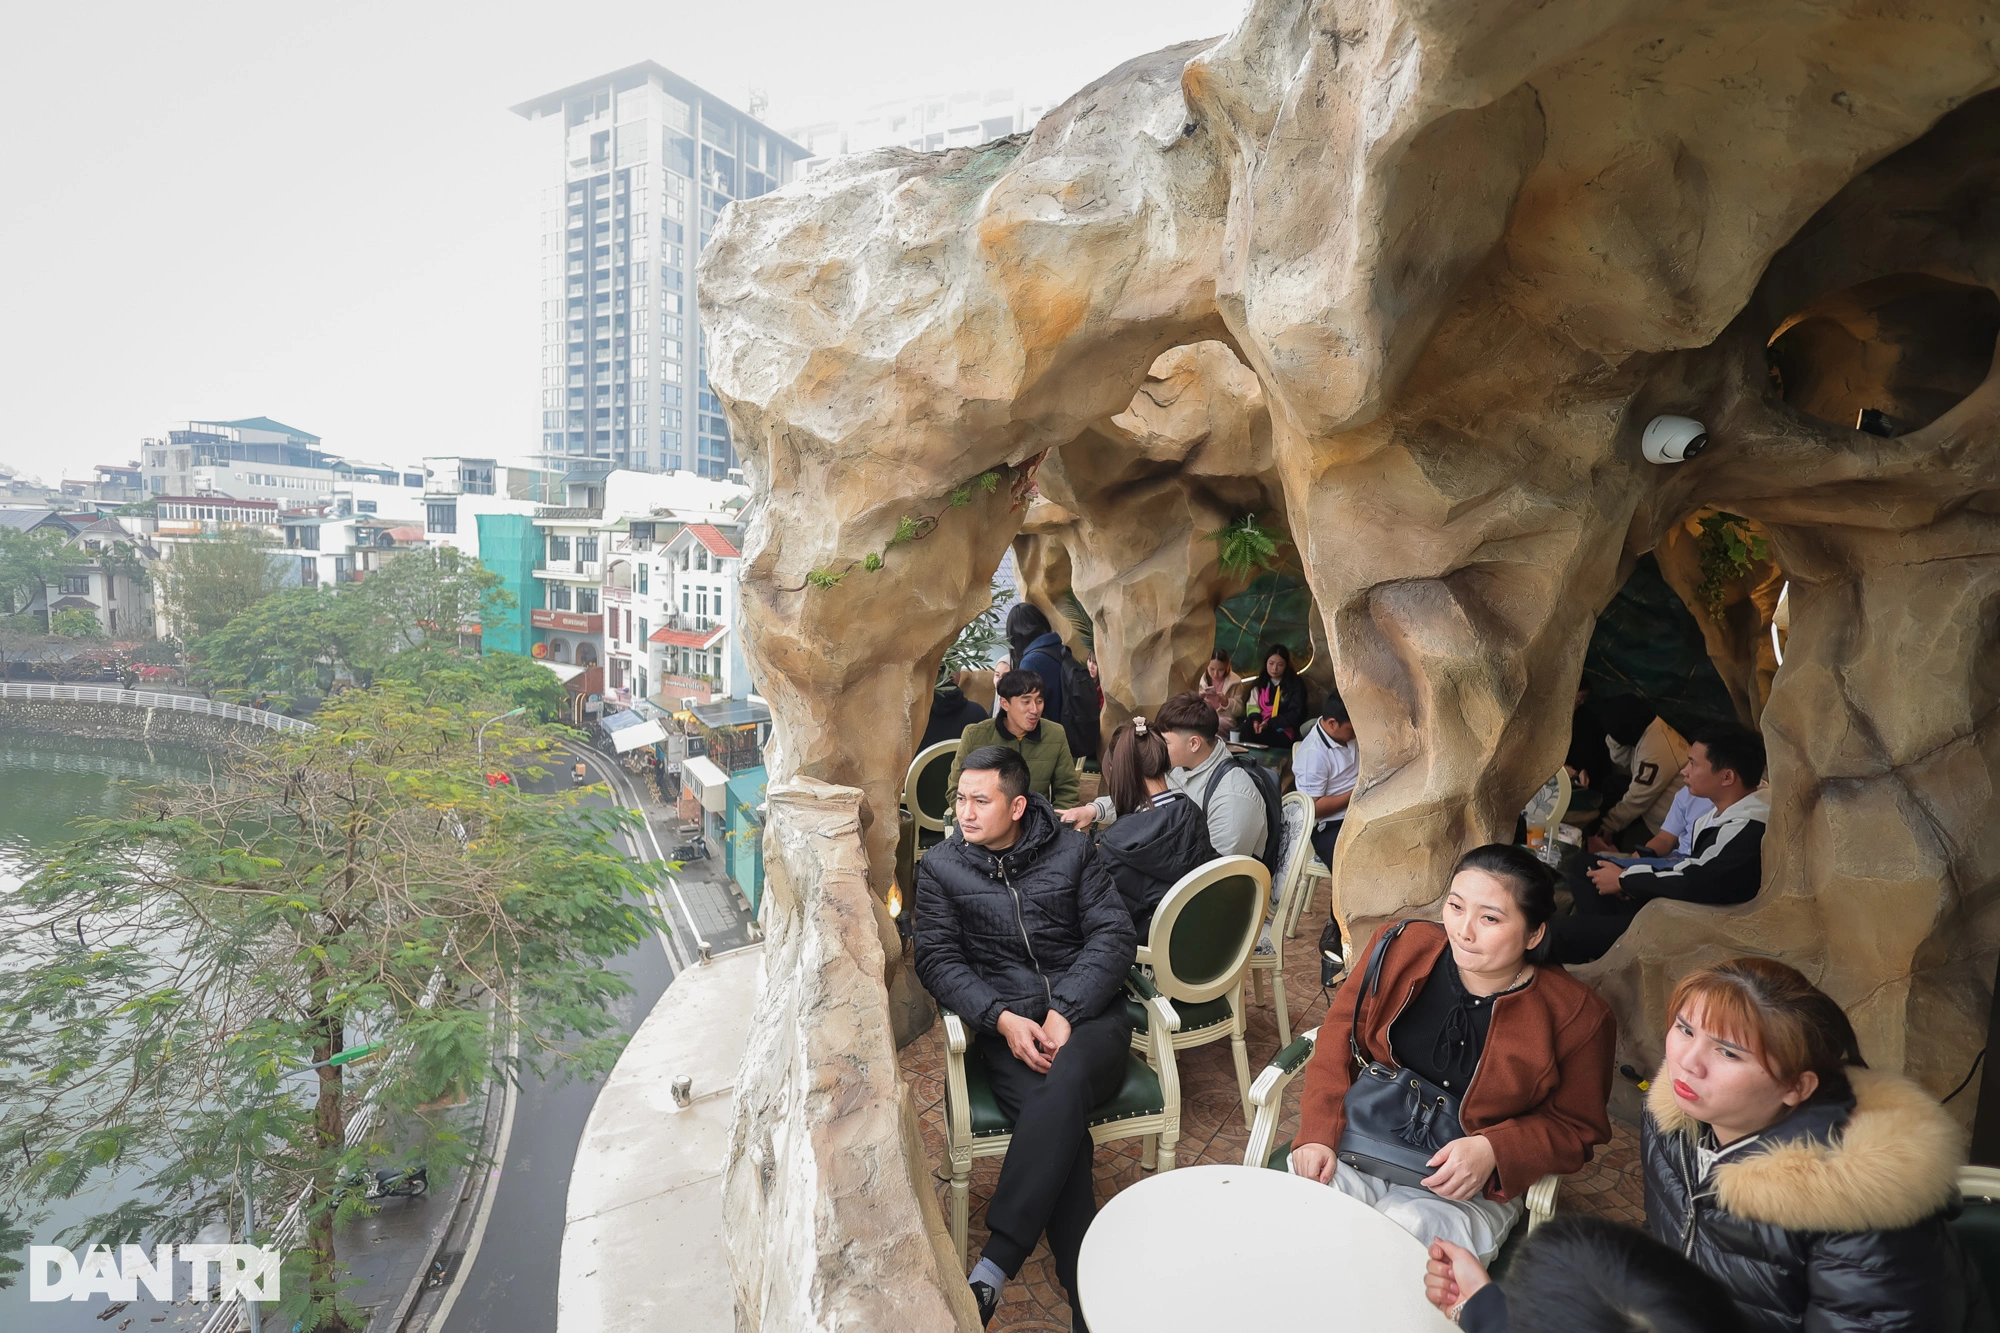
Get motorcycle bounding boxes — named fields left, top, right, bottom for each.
left=572, top=762, right=589, bottom=786
left=347, top=1164, right=429, bottom=1200
left=671, top=839, right=710, bottom=862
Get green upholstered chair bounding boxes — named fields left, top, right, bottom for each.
left=904, top=740, right=959, bottom=855
left=1130, top=854, right=1270, bottom=1129
left=1249, top=791, right=1318, bottom=1047
left=1948, top=1165, right=2000, bottom=1304
left=1243, top=1028, right=1561, bottom=1248
left=940, top=972, right=1182, bottom=1266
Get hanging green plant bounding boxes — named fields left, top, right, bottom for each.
left=1693, top=512, right=1770, bottom=619
left=1204, top=513, right=1286, bottom=575
left=784, top=465, right=1029, bottom=592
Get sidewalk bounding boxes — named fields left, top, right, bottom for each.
left=615, top=757, right=759, bottom=956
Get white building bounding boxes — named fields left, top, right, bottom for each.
left=191, top=459, right=424, bottom=521
left=511, top=62, right=809, bottom=479
left=144, top=497, right=287, bottom=640
left=646, top=521, right=747, bottom=706
left=786, top=87, right=1052, bottom=173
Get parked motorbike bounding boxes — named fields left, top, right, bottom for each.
left=346, top=1164, right=428, bottom=1200
left=672, top=839, right=710, bottom=862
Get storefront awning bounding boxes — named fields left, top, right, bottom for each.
left=539, top=661, right=587, bottom=683
left=608, top=719, right=667, bottom=752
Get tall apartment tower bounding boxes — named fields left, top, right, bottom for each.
left=512, top=63, right=808, bottom=479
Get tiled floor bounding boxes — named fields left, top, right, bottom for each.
left=900, top=882, right=1648, bottom=1330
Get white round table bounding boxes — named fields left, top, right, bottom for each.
left=1077, top=1164, right=1456, bottom=1331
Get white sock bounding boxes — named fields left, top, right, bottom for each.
left=969, top=1256, right=1006, bottom=1293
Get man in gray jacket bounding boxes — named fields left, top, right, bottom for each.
left=1060, top=691, right=1268, bottom=861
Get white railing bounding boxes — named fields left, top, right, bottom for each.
left=0, top=683, right=315, bottom=732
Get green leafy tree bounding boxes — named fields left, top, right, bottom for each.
left=189, top=585, right=377, bottom=698
left=158, top=529, right=289, bottom=642
left=940, top=584, right=1014, bottom=681
left=375, top=645, right=567, bottom=723
left=0, top=525, right=70, bottom=623
left=352, top=547, right=514, bottom=654
left=46, top=607, right=104, bottom=639
left=0, top=687, right=664, bottom=1329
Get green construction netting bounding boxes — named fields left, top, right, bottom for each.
left=1214, top=572, right=1316, bottom=672
left=475, top=512, right=541, bottom=657
left=1583, top=554, right=1739, bottom=737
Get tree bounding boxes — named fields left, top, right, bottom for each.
left=0, top=524, right=69, bottom=623
left=374, top=644, right=567, bottom=723
left=188, top=585, right=375, bottom=699
left=353, top=547, right=514, bottom=654
left=0, top=687, right=665, bottom=1329
left=940, top=583, right=1014, bottom=681
left=157, top=529, right=289, bottom=643
left=47, top=607, right=104, bottom=639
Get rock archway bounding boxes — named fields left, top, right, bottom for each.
left=705, top=4, right=2000, bottom=1322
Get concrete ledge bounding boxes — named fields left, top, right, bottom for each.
left=559, top=944, right=764, bottom=1333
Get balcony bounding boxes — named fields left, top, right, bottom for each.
left=534, top=507, right=603, bottom=521
left=532, top=609, right=604, bottom=633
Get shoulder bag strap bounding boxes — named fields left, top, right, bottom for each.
left=1348, top=920, right=1412, bottom=1069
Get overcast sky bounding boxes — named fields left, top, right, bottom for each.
left=0, top=0, right=1244, bottom=483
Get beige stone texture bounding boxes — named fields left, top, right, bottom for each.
left=702, top=0, right=2000, bottom=1313
left=724, top=778, right=977, bottom=1331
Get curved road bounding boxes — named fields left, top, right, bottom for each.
left=433, top=750, right=675, bottom=1333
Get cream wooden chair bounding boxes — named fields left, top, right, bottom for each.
left=903, top=740, right=959, bottom=856
left=1286, top=738, right=1331, bottom=940
left=1523, top=768, right=1573, bottom=844
left=941, top=973, right=1182, bottom=1266
left=1131, top=854, right=1270, bottom=1128
left=1244, top=1028, right=1561, bottom=1236
left=1248, top=791, right=1317, bottom=1047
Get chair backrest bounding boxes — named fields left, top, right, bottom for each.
left=1146, top=854, right=1270, bottom=1004
left=1272, top=790, right=1315, bottom=918
left=905, top=740, right=959, bottom=832
left=1951, top=1166, right=2000, bottom=1303
left=1522, top=768, right=1572, bottom=831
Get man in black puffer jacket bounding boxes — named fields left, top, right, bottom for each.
left=915, top=745, right=1135, bottom=1329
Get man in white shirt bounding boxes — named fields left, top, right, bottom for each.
left=1291, top=693, right=1359, bottom=866
left=1588, top=785, right=1714, bottom=869
left=1059, top=692, right=1269, bottom=862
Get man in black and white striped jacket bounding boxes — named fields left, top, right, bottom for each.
left=1550, top=725, right=1769, bottom=965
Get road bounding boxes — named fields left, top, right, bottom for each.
left=431, top=750, right=676, bottom=1333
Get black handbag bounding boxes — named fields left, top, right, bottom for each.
left=1335, top=921, right=1466, bottom=1189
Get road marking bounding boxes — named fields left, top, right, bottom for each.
left=585, top=745, right=703, bottom=967
left=428, top=1023, right=519, bottom=1332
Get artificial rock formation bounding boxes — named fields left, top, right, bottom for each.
left=708, top=0, right=2000, bottom=1317
left=724, top=779, right=976, bottom=1331
left=1020, top=341, right=1287, bottom=732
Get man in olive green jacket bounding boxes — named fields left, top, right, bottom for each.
left=946, top=669, right=1080, bottom=809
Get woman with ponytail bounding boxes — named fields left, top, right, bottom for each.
left=1093, top=716, right=1215, bottom=932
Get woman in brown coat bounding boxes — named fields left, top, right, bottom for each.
left=1291, top=844, right=1616, bottom=1262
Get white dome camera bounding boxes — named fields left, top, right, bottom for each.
left=1642, top=415, right=1710, bottom=465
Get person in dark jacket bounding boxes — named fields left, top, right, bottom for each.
left=1425, top=1215, right=1746, bottom=1332
left=1425, top=956, right=1994, bottom=1333
left=1006, top=602, right=1067, bottom=733
left=1550, top=724, right=1768, bottom=964
left=1242, top=643, right=1308, bottom=745
left=1093, top=716, right=1216, bottom=933
left=922, top=677, right=990, bottom=749
left=913, top=745, right=1136, bottom=1329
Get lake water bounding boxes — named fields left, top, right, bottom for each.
left=0, top=734, right=224, bottom=1332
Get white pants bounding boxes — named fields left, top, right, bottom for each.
left=1291, top=1158, right=1523, bottom=1264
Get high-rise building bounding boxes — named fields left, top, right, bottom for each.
left=785, top=87, right=1052, bottom=174
left=513, top=63, right=809, bottom=480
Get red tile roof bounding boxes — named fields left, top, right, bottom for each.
left=648, top=624, right=729, bottom=649
left=685, top=524, right=740, bottom=558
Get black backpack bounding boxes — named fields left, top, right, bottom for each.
left=1201, top=752, right=1285, bottom=878
left=1055, top=647, right=1102, bottom=760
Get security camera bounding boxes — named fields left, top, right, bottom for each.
left=1642, top=415, right=1709, bottom=465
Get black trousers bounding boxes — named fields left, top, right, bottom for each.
left=1311, top=817, right=1343, bottom=868
left=979, top=1008, right=1131, bottom=1309
left=1548, top=853, right=1643, bottom=964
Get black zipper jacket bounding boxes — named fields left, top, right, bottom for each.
left=1641, top=1063, right=1994, bottom=1332
left=1095, top=794, right=1216, bottom=934
left=913, top=794, right=1136, bottom=1035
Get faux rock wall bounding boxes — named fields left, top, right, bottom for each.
left=706, top=0, right=2000, bottom=1303
left=724, top=779, right=976, bottom=1332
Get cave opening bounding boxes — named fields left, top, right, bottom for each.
left=1766, top=272, right=2000, bottom=436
